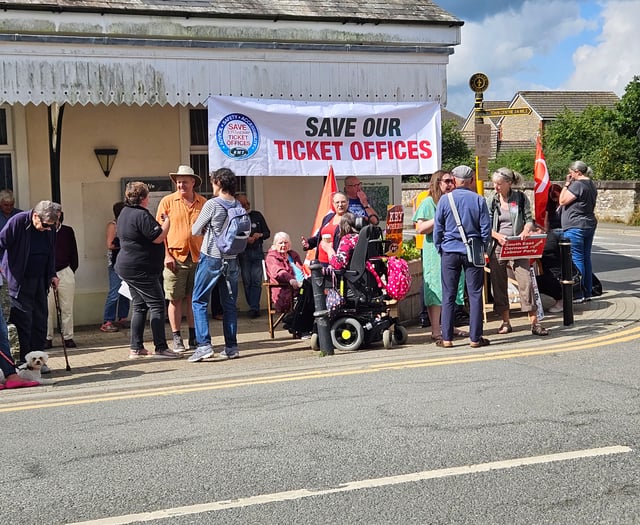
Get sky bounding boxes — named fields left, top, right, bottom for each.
left=436, top=0, right=640, bottom=117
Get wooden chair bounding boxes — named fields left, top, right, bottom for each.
left=262, top=259, right=294, bottom=339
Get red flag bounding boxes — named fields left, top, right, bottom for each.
left=534, top=136, right=550, bottom=227
left=305, top=166, right=338, bottom=261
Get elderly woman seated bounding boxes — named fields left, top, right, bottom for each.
left=265, top=232, right=314, bottom=338
left=264, top=232, right=305, bottom=313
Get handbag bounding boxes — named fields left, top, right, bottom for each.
left=447, top=193, right=486, bottom=268
left=325, top=274, right=345, bottom=312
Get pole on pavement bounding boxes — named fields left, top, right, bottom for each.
left=559, top=238, right=574, bottom=326
left=309, top=261, right=333, bottom=355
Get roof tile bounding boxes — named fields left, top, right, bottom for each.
left=3, top=0, right=462, bottom=23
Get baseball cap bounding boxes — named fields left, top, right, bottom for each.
left=452, top=165, right=474, bottom=180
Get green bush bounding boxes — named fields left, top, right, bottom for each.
left=399, top=239, right=421, bottom=261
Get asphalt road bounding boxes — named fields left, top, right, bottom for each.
left=3, top=224, right=639, bottom=525
left=4, top=333, right=639, bottom=525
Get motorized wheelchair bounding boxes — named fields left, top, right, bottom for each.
left=310, top=224, right=409, bottom=351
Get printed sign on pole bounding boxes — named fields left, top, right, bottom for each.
left=384, top=204, right=404, bottom=257
left=498, top=234, right=547, bottom=260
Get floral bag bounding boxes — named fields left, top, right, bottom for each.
left=325, top=274, right=345, bottom=312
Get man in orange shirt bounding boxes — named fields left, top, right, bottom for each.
left=156, top=165, right=207, bottom=352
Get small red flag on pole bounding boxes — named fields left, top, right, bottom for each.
left=534, top=135, right=550, bottom=227
left=305, top=166, right=338, bottom=262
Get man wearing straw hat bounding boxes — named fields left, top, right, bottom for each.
left=156, top=165, right=207, bottom=352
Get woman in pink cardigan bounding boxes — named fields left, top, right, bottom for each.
left=265, top=232, right=305, bottom=313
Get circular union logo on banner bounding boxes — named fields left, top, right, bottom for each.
left=216, top=113, right=259, bottom=160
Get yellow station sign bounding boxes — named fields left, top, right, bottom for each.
left=476, top=107, right=532, bottom=117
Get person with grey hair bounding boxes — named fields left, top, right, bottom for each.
left=265, top=231, right=314, bottom=338
left=487, top=167, right=548, bottom=337
left=434, top=165, right=491, bottom=349
left=265, top=232, right=305, bottom=313
left=559, top=160, right=598, bottom=303
left=0, top=189, right=22, bottom=231
left=0, top=200, right=61, bottom=368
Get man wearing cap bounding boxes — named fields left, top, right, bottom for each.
left=156, top=165, right=207, bottom=352
left=434, top=166, right=491, bottom=349
left=0, top=200, right=61, bottom=367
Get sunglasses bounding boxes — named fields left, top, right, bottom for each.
left=38, top=215, right=55, bottom=228
left=440, top=178, right=455, bottom=184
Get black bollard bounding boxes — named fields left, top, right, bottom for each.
left=559, top=238, right=574, bottom=326
left=309, top=261, right=333, bottom=355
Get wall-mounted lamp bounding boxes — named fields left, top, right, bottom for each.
left=94, top=148, right=118, bottom=178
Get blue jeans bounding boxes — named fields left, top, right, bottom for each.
left=192, top=255, right=239, bottom=349
left=0, top=305, right=16, bottom=377
left=103, top=265, right=130, bottom=322
left=441, top=252, right=484, bottom=343
left=239, top=249, right=264, bottom=312
left=563, top=226, right=596, bottom=299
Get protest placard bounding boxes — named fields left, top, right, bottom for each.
left=498, top=234, right=547, bottom=260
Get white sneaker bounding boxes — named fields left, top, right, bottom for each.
left=188, top=344, right=214, bottom=362
left=219, top=347, right=239, bottom=360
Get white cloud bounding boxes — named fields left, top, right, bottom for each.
left=445, top=0, right=594, bottom=115
left=563, top=0, right=640, bottom=94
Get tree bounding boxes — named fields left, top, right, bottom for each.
left=543, top=77, right=640, bottom=180
left=402, top=119, right=473, bottom=182
left=441, top=119, right=473, bottom=169
left=489, top=150, right=536, bottom=179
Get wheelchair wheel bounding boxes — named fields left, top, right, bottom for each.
left=393, top=325, right=409, bottom=345
left=330, top=317, right=364, bottom=352
left=382, top=329, right=393, bottom=349
left=309, top=332, right=319, bottom=351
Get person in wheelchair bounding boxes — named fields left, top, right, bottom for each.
left=323, top=213, right=359, bottom=271
left=322, top=220, right=408, bottom=351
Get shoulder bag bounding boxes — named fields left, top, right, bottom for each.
left=447, top=192, right=486, bottom=268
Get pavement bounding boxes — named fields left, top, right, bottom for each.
left=0, top=288, right=636, bottom=398
left=3, top=222, right=640, bottom=399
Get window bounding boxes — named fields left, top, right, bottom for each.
left=0, top=107, right=13, bottom=190
left=190, top=109, right=246, bottom=196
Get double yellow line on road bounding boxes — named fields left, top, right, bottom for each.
left=3, top=325, right=640, bottom=414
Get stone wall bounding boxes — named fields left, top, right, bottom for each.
left=402, top=180, right=640, bottom=228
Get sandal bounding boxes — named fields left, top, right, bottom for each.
left=531, top=323, right=549, bottom=336
left=453, top=328, right=469, bottom=338
left=497, top=322, right=512, bottom=335
left=436, top=340, right=453, bottom=348
left=430, top=334, right=443, bottom=342
left=470, top=337, right=491, bottom=348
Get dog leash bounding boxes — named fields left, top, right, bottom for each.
left=0, top=346, right=17, bottom=367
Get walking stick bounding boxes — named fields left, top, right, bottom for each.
left=53, top=287, right=71, bottom=371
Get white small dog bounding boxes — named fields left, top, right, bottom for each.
left=18, top=351, right=54, bottom=385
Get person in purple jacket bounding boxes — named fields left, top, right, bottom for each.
left=0, top=200, right=61, bottom=367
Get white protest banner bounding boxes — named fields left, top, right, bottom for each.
left=208, top=96, right=441, bottom=176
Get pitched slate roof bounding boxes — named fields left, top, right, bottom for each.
left=516, top=91, right=619, bottom=120
left=442, top=108, right=464, bottom=129
left=2, top=0, right=462, bottom=24
left=461, top=100, right=510, bottom=129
